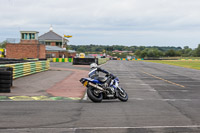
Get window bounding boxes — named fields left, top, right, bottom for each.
left=24, top=33, right=27, bottom=39
left=22, top=33, right=25, bottom=39
left=21, top=33, right=36, bottom=40
left=29, top=33, right=32, bottom=39
left=46, top=42, right=50, bottom=45
left=31, top=33, right=35, bottom=39
left=56, top=42, right=62, bottom=47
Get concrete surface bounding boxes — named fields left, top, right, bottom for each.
left=1, top=61, right=200, bottom=133
left=0, top=62, right=89, bottom=99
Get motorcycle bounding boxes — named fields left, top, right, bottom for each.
left=80, top=73, right=128, bottom=102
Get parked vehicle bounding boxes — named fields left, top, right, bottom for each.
left=0, top=48, right=5, bottom=58
left=79, top=53, right=85, bottom=58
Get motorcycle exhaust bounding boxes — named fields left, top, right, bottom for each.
left=88, top=82, right=104, bottom=91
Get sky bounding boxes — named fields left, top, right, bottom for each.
left=0, top=0, right=200, bottom=48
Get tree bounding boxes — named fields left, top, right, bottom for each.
left=134, top=50, right=141, bottom=58
left=195, top=44, right=200, bottom=57
left=77, top=47, right=85, bottom=53
left=165, top=49, right=176, bottom=57
left=140, top=49, right=148, bottom=58
left=0, top=41, right=7, bottom=48
left=180, top=46, right=192, bottom=57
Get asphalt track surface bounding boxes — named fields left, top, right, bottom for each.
left=1, top=60, right=200, bottom=133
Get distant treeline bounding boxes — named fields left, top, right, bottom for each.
left=68, top=44, right=200, bottom=58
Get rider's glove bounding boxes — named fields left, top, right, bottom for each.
left=110, top=74, right=115, bottom=79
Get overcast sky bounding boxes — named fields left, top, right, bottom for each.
left=1, top=0, right=200, bottom=48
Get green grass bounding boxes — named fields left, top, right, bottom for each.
left=144, top=60, right=200, bottom=70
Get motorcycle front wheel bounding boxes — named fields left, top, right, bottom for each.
left=87, top=86, right=103, bottom=103
left=117, top=87, right=128, bottom=102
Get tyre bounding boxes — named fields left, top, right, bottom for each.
left=0, top=80, right=11, bottom=84
left=0, top=88, right=10, bottom=93
left=0, top=75, right=12, bottom=80
left=87, top=86, right=103, bottom=103
left=0, top=71, right=12, bottom=75
left=0, top=84, right=11, bottom=88
left=117, top=87, right=128, bottom=102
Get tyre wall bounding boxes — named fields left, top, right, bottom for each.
left=0, top=67, right=13, bottom=93
left=49, top=58, right=73, bottom=63
left=0, top=60, right=50, bottom=79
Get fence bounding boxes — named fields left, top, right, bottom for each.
left=0, top=60, right=50, bottom=79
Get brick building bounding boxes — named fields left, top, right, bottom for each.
left=6, top=27, right=76, bottom=59
left=38, top=27, right=68, bottom=48
left=39, top=27, right=76, bottom=58
left=6, top=31, right=46, bottom=59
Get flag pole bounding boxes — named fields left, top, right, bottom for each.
left=62, top=35, right=63, bottom=48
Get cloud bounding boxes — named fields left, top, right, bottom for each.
left=0, top=0, right=200, bottom=48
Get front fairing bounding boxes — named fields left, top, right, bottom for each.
left=80, top=77, right=101, bottom=84
left=112, top=78, right=119, bottom=89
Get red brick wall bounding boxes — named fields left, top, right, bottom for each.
left=46, top=51, right=68, bottom=58
left=66, top=52, right=76, bottom=58
left=39, top=45, right=46, bottom=58
left=46, top=51, right=58, bottom=58
left=6, top=43, right=46, bottom=59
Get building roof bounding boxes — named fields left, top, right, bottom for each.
left=46, top=46, right=67, bottom=51
left=20, top=31, right=39, bottom=33
left=39, top=30, right=68, bottom=41
left=112, top=50, right=132, bottom=53
left=67, top=50, right=76, bottom=53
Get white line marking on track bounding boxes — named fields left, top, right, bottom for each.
left=125, top=89, right=156, bottom=91
left=129, top=98, right=193, bottom=101
left=4, top=125, right=200, bottom=131
left=83, top=92, right=88, bottom=100
left=71, top=125, right=200, bottom=130
left=158, top=90, right=188, bottom=92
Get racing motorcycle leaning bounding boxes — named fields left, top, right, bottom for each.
left=80, top=64, right=128, bottom=102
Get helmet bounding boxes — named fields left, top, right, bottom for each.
left=90, top=63, right=97, bottom=69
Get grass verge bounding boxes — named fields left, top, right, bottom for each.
left=143, top=60, right=200, bottom=70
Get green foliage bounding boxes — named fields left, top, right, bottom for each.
left=0, top=40, right=7, bottom=48
left=194, top=44, right=200, bottom=57
left=68, top=44, right=200, bottom=58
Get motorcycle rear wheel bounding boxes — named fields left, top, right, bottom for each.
left=118, top=87, right=128, bottom=102
left=87, top=86, right=103, bottom=103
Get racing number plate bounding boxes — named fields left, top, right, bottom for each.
left=83, top=81, right=88, bottom=87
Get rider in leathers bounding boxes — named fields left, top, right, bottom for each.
left=88, top=63, right=115, bottom=88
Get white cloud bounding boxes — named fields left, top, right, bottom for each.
left=0, top=0, right=200, bottom=48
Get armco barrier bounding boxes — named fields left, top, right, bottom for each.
left=0, top=60, right=50, bottom=79
left=73, top=58, right=98, bottom=65
left=51, top=58, right=73, bottom=63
